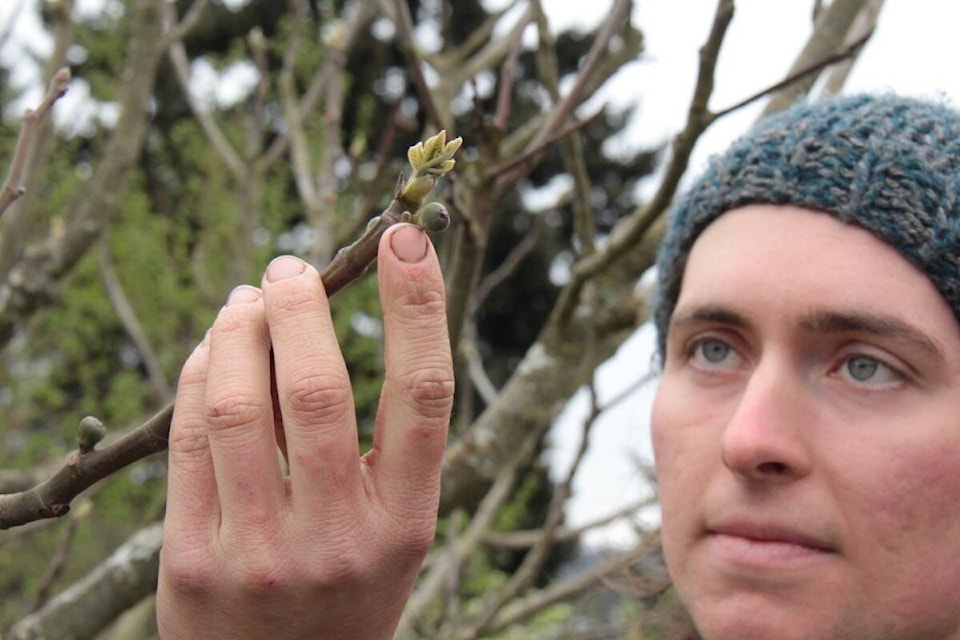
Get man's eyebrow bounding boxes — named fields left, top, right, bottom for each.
left=799, top=310, right=946, bottom=361
left=669, top=306, right=750, bottom=332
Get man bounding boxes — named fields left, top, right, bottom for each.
left=157, top=94, right=960, bottom=639
left=652, top=94, right=960, bottom=639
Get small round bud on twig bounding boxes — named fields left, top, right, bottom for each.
left=77, top=416, right=106, bottom=453
left=410, top=202, right=451, bottom=232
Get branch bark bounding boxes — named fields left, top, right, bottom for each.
left=6, top=523, right=163, bottom=640
left=760, top=0, right=872, bottom=117
left=0, top=67, right=71, bottom=217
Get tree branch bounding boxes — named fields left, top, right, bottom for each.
left=390, top=0, right=449, bottom=131
left=0, top=157, right=453, bottom=530
left=760, top=0, right=871, bottom=118
left=98, top=238, right=173, bottom=402
left=0, top=67, right=71, bottom=217
left=7, top=523, right=163, bottom=640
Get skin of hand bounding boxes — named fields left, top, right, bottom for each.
left=156, top=224, right=454, bottom=639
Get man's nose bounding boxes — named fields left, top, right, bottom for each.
left=720, top=358, right=813, bottom=483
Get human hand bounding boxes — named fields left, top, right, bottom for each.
left=156, top=224, right=453, bottom=639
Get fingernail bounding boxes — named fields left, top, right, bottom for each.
left=225, top=285, right=261, bottom=306
left=266, top=255, right=307, bottom=281
left=390, top=224, right=428, bottom=263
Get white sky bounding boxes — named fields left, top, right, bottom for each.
left=3, top=0, right=960, bottom=546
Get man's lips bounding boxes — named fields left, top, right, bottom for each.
left=705, top=520, right=836, bottom=567
left=707, top=521, right=834, bottom=552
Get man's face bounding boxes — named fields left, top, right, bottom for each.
left=652, top=204, right=960, bottom=640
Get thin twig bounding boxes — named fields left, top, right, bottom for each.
left=391, top=0, right=448, bottom=131
left=166, top=33, right=245, bottom=177
left=98, top=238, right=173, bottom=402
left=493, top=0, right=630, bottom=190
left=262, top=0, right=376, bottom=169
left=0, top=67, right=71, bottom=217
left=487, top=109, right=603, bottom=182
left=565, top=16, right=873, bottom=304
left=713, top=29, right=873, bottom=122
left=530, top=0, right=595, bottom=255
left=481, top=497, right=655, bottom=550
left=483, top=547, right=646, bottom=635
left=492, top=5, right=531, bottom=132
left=398, top=430, right=542, bottom=637
left=554, top=0, right=735, bottom=325
left=29, top=501, right=91, bottom=612
left=160, top=0, right=210, bottom=47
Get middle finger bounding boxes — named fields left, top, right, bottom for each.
left=205, top=285, right=285, bottom=531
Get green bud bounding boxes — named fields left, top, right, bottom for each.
left=410, top=202, right=451, bottom=232
left=78, top=416, right=106, bottom=453
left=406, top=131, right=462, bottom=177
left=400, top=174, right=436, bottom=204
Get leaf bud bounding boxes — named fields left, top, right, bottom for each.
left=77, top=416, right=106, bottom=453
left=410, top=202, right=451, bottom=232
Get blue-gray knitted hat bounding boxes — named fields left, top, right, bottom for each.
left=654, top=93, right=960, bottom=359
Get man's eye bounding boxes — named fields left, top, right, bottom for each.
left=841, top=356, right=902, bottom=385
left=691, top=338, right=737, bottom=367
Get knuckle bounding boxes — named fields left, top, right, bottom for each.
left=205, top=393, right=268, bottom=434
left=393, top=287, right=446, bottom=323
left=270, top=285, right=319, bottom=319
left=394, top=367, right=455, bottom=418
left=212, top=300, right=260, bottom=335
left=286, top=372, right=353, bottom=421
left=396, top=520, right=438, bottom=558
left=227, top=551, right=292, bottom=595
left=176, top=366, right=208, bottom=394
left=176, top=354, right=208, bottom=392
left=168, top=423, right=209, bottom=460
left=161, top=550, right=218, bottom=596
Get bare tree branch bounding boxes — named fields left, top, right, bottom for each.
left=29, top=500, right=92, bottom=613
left=262, top=0, right=377, bottom=169
left=166, top=25, right=245, bottom=178
left=7, top=523, right=163, bottom=640
left=482, top=498, right=654, bottom=550
left=760, top=0, right=871, bottom=117
left=0, top=67, right=71, bottom=217
left=98, top=238, right=173, bottom=402
left=530, top=0, right=595, bottom=255
left=713, top=29, right=873, bottom=122
left=160, top=0, right=211, bottom=46
left=494, top=0, right=632, bottom=189
left=399, top=430, right=543, bottom=638
left=484, top=546, right=650, bottom=635
left=438, top=0, right=732, bottom=519
left=821, top=0, right=883, bottom=95
left=390, top=0, right=449, bottom=132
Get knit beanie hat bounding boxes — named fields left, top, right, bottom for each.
left=653, top=93, right=960, bottom=360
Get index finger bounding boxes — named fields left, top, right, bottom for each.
left=368, top=224, right=454, bottom=513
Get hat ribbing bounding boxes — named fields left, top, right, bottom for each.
left=654, top=94, right=960, bottom=358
